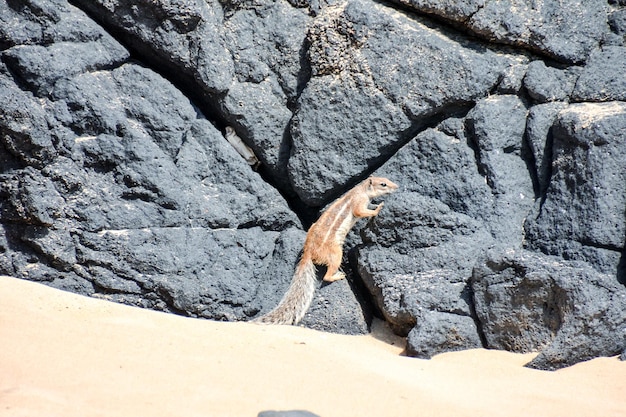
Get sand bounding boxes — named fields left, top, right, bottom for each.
left=1, top=275, right=624, bottom=417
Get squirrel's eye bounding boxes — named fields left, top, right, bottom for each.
left=381, top=183, right=387, bottom=187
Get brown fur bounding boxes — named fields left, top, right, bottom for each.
left=254, top=177, right=398, bottom=325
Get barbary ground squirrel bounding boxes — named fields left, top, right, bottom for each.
left=254, top=176, right=398, bottom=325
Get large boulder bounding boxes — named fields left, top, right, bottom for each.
left=71, top=0, right=233, bottom=94
left=0, top=61, right=300, bottom=319
left=472, top=250, right=626, bottom=370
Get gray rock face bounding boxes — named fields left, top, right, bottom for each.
left=465, top=95, right=534, bottom=246
left=525, top=102, right=626, bottom=274
left=472, top=250, right=626, bottom=370
left=524, top=102, right=568, bottom=194
left=289, top=0, right=513, bottom=205
left=407, top=311, right=483, bottom=358
left=2, top=0, right=626, bottom=368
left=219, top=2, right=311, bottom=188
left=0, top=59, right=304, bottom=321
left=300, top=271, right=369, bottom=335
left=71, top=0, right=313, bottom=191
left=389, top=0, right=613, bottom=64
left=610, top=8, right=626, bottom=37
left=572, top=46, right=626, bottom=102
left=0, top=0, right=366, bottom=334
left=356, top=92, right=534, bottom=357
left=523, top=61, right=580, bottom=103
left=72, top=0, right=234, bottom=94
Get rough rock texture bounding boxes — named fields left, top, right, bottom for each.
left=360, top=91, right=534, bottom=356
left=72, top=0, right=309, bottom=191
left=1, top=0, right=626, bottom=368
left=0, top=0, right=366, bottom=334
left=523, top=61, right=580, bottom=103
left=389, top=0, right=613, bottom=64
left=472, top=250, right=626, bottom=370
left=525, top=102, right=626, bottom=276
left=289, top=0, right=514, bottom=205
left=571, top=46, right=626, bottom=102
left=524, top=102, right=568, bottom=194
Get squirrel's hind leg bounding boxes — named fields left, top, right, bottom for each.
left=322, top=246, right=345, bottom=282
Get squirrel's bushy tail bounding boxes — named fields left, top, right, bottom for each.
left=253, top=257, right=317, bottom=325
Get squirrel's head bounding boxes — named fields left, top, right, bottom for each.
left=366, top=176, right=398, bottom=198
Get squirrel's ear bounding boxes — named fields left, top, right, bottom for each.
left=369, top=178, right=373, bottom=186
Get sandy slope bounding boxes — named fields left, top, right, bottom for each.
left=1, top=275, right=624, bottom=417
